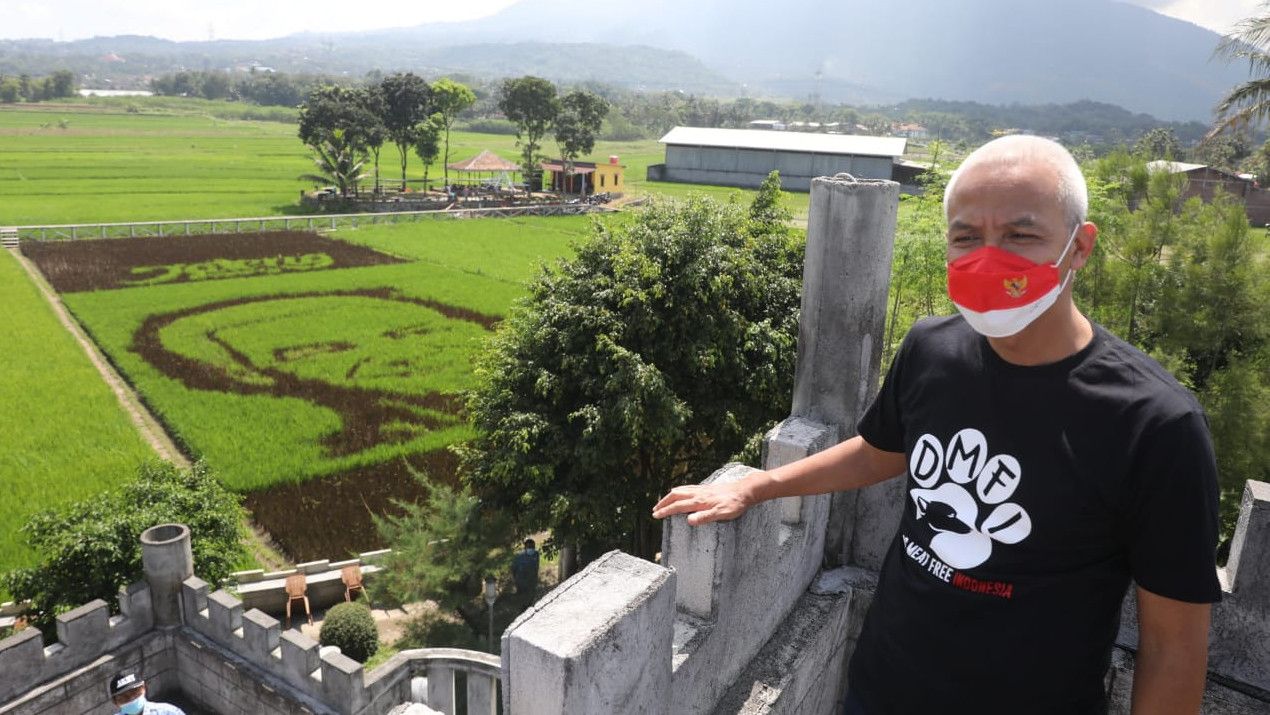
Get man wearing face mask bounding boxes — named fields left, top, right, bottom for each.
left=108, top=670, right=186, bottom=715
left=652, top=136, right=1220, bottom=714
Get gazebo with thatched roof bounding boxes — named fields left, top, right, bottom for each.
left=445, top=150, right=521, bottom=191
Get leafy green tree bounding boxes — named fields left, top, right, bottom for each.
left=1191, top=132, right=1251, bottom=170
left=1134, top=127, right=1182, bottom=160
left=498, top=76, right=559, bottom=192
left=460, top=194, right=804, bottom=562
left=882, top=169, right=952, bottom=364
left=370, top=471, right=514, bottom=637
left=2, top=461, right=247, bottom=635
left=413, top=113, right=445, bottom=190
left=0, top=78, right=19, bottom=103
left=552, top=90, right=609, bottom=193
left=431, top=78, right=477, bottom=188
left=298, top=86, right=379, bottom=195
left=46, top=70, right=75, bottom=99
left=356, top=86, right=389, bottom=193
left=300, top=127, right=368, bottom=196
left=748, top=170, right=790, bottom=235
left=199, top=71, right=232, bottom=100
left=378, top=72, right=433, bottom=190
left=298, top=86, right=373, bottom=146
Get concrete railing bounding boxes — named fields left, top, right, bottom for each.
left=228, top=550, right=389, bottom=615
left=661, top=462, right=832, bottom=713
left=182, top=576, right=501, bottom=715
left=366, top=649, right=501, bottom=715
left=0, top=582, right=154, bottom=703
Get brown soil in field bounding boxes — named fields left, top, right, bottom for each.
left=243, top=449, right=460, bottom=562
left=21, top=231, right=404, bottom=293
left=131, top=288, right=493, bottom=456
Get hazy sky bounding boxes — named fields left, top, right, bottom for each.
left=1125, top=0, right=1263, bottom=33
left=0, top=0, right=1264, bottom=42
left=3, top=1, right=521, bottom=42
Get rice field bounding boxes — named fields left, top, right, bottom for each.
left=35, top=217, right=591, bottom=559
left=0, top=98, right=811, bottom=227
left=0, top=249, right=154, bottom=575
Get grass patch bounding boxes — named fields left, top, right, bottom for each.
left=0, top=250, right=153, bottom=578
left=0, top=100, right=812, bottom=226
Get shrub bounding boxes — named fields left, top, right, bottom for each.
left=1, top=460, right=247, bottom=636
left=319, top=601, right=379, bottom=662
left=460, top=186, right=804, bottom=560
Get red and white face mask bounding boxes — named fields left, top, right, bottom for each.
left=946, top=224, right=1080, bottom=338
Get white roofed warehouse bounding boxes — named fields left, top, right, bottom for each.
left=648, top=126, right=907, bottom=191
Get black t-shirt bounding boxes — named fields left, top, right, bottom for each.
left=848, top=316, right=1222, bottom=715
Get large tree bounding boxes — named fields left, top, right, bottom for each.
left=431, top=78, right=477, bottom=188
left=356, top=85, right=389, bottom=193
left=460, top=185, right=803, bottom=564
left=498, top=76, right=559, bottom=192
left=552, top=90, right=610, bottom=194
left=379, top=73, right=433, bottom=190
left=413, top=113, right=445, bottom=191
left=297, top=85, right=378, bottom=194
left=1134, top=127, right=1182, bottom=161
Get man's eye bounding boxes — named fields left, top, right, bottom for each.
left=1009, top=233, right=1038, bottom=241
left=952, top=235, right=977, bottom=243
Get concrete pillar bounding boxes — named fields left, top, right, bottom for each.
left=502, top=551, right=675, bottom=714
left=141, top=523, right=194, bottom=626
left=793, top=175, right=900, bottom=567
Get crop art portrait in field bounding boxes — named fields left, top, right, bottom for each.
left=131, top=288, right=493, bottom=456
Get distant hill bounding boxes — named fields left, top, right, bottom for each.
left=0, top=37, right=737, bottom=95
left=390, top=0, right=1247, bottom=122
left=0, top=0, right=1248, bottom=121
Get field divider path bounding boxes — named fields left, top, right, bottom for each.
left=9, top=246, right=188, bottom=466
left=7, top=245, right=293, bottom=572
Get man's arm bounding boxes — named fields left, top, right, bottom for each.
left=1130, top=585, right=1211, bottom=715
left=651, top=435, right=906, bottom=525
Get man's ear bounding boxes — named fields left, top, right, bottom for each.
left=1071, top=222, right=1098, bottom=270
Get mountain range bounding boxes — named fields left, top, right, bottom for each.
left=0, top=0, right=1253, bottom=121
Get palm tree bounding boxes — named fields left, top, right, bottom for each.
left=299, top=128, right=368, bottom=197
left=1211, top=3, right=1270, bottom=138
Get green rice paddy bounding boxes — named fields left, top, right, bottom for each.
left=60, top=217, right=589, bottom=492
left=0, top=97, right=810, bottom=227
left=0, top=250, right=154, bottom=574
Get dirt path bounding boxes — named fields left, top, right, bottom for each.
left=9, top=246, right=291, bottom=572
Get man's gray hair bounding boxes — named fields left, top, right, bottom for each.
left=944, top=135, right=1088, bottom=229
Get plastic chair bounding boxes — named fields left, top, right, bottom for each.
left=285, top=573, right=313, bottom=628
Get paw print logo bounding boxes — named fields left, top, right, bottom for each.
left=907, top=428, right=1032, bottom=570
